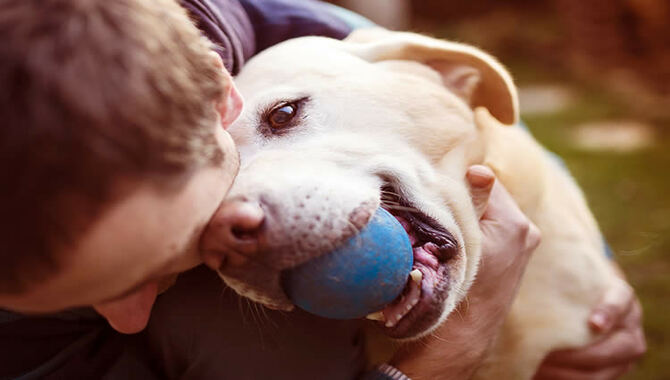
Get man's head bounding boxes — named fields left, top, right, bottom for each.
left=0, top=0, right=242, bottom=332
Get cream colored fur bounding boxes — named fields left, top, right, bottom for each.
left=225, top=28, right=619, bottom=378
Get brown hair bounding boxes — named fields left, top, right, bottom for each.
left=0, top=0, right=226, bottom=293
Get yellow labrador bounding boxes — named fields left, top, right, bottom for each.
left=221, top=28, right=619, bottom=379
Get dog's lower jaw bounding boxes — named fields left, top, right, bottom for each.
left=220, top=272, right=295, bottom=311
left=381, top=263, right=452, bottom=339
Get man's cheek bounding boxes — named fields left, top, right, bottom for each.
left=217, top=128, right=241, bottom=191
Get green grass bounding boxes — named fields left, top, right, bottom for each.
left=518, top=72, right=670, bottom=379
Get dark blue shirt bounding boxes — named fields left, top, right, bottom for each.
left=180, top=0, right=351, bottom=75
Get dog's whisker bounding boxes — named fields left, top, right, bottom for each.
left=459, top=295, right=470, bottom=315
left=380, top=197, right=402, bottom=203
left=380, top=193, right=398, bottom=199
left=417, top=338, right=431, bottom=349
left=380, top=202, right=405, bottom=209
left=244, top=298, right=254, bottom=322
left=218, top=285, right=232, bottom=304
left=247, top=300, right=268, bottom=349
left=429, top=331, right=452, bottom=344
left=380, top=190, right=401, bottom=197
left=215, top=248, right=283, bottom=273
left=237, top=295, right=249, bottom=324
left=253, top=301, right=266, bottom=327
left=346, top=219, right=362, bottom=235
left=250, top=299, right=266, bottom=329
left=380, top=198, right=401, bottom=203
left=259, top=303, right=276, bottom=327
left=380, top=204, right=421, bottom=213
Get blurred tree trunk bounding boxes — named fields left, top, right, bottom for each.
left=554, top=0, right=631, bottom=65
left=554, top=0, right=670, bottom=95
left=335, top=0, right=411, bottom=30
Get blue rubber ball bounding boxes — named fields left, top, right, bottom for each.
left=283, top=207, right=413, bottom=319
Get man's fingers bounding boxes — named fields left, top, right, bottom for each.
left=541, top=309, right=645, bottom=370
left=589, top=278, right=635, bottom=333
left=466, top=165, right=495, bottom=219
left=478, top=170, right=526, bottom=227
left=468, top=164, right=541, bottom=266
left=477, top=169, right=541, bottom=255
left=525, top=222, right=542, bottom=252
left=536, top=298, right=644, bottom=380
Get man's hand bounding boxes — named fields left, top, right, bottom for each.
left=390, top=165, right=541, bottom=379
left=534, top=276, right=646, bottom=380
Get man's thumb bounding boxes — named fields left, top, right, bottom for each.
left=467, top=165, right=496, bottom=219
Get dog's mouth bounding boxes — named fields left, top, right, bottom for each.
left=369, top=184, right=459, bottom=338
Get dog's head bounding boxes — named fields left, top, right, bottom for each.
left=208, top=29, right=518, bottom=339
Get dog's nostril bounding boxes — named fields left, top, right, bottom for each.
left=231, top=226, right=260, bottom=241
left=230, top=204, right=264, bottom=237
left=201, top=200, right=266, bottom=270
left=220, top=200, right=265, bottom=246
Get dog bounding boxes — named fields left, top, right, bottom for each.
left=218, top=28, right=620, bottom=378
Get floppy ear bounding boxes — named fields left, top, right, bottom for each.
left=344, top=28, right=519, bottom=125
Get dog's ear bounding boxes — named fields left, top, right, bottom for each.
left=345, top=28, right=518, bottom=125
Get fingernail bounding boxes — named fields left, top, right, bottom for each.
left=467, top=166, right=494, bottom=188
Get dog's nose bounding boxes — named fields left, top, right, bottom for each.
left=200, top=199, right=265, bottom=270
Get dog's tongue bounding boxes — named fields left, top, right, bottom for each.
left=93, top=281, right=158, bottom=334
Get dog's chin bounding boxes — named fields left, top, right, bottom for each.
left=372, top=185, right=462, bottom=339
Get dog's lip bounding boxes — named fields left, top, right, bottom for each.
left=377, top=221, right=452, bottom=338
left=377, top=185, right=458, bottom=338
left=382, top=258, right=450, bottom=338
left=380, top=185, right=458, bottom=262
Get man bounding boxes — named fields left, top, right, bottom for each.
left=0, top=0, right=643, bottom=378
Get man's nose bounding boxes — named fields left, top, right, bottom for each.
left=200, top=199, right=265, bottom=270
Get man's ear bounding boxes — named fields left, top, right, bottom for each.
left=208, top=51, right=243, bottom=129
left=209, top=50, right=225, bottom=70
left=345, top=28, right=518, bottom=125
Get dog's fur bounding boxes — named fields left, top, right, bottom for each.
left=221, top=28, right=619, bottom=378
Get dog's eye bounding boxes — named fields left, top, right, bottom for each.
left=267, top=102, right=298, bottom=130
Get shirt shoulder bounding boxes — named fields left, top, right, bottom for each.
left=179, top=0, right=352, bottom=74
left=239, top=0, right=352, bottom=53
left=179, top=0, right=256, bottom=75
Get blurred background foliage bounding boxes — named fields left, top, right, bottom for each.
left=331, top=1, right=669, bottom=378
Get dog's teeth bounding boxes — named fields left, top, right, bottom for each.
left=410, top=269, right=423, bottom=284
left=385, top=315, right=396, bottom=328
left=366, top=311, right=385, bottom=321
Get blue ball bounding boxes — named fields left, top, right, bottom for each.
left=283, top=207, right=413, bottom=319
